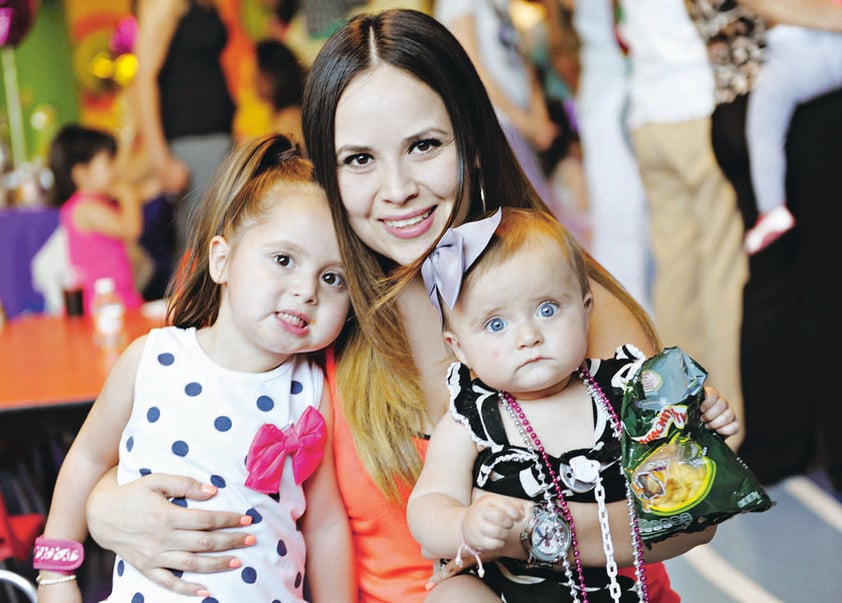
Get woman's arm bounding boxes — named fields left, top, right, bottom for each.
left=301, top=388, right=357, bottom=602
left=587, top=278, right=658, bottom=358
left=132, top=0, right=190, bottom=192
left=447, top=12, right=557, bottom=151
left=738, top=0, right=842, bottom=30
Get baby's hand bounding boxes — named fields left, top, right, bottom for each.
left=462, top=494, right=525, bottom=553
left=699, top=385, right=740, bottom=439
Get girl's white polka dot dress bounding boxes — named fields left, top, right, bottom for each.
left=106, top=327, right=323, bottom=602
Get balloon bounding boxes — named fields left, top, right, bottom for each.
left=109, top=15, right=136, bottom=56
left=0, top=0, right=38, bottom=48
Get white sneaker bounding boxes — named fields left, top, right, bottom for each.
left=744, top=206, right=795, bottom=255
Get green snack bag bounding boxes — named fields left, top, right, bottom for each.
left=621, top=347, right=774, bottom=542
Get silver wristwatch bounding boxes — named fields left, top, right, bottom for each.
left=520, top=503, right=571, bottom=567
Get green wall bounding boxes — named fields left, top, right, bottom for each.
left=1, top=0, right=79, bottom=164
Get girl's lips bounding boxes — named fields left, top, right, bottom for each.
left=277, top=310, right=309, bottom=336
left=381, top=207, right=436, bottom=240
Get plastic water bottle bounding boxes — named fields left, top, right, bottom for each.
left=92, top=277, right=125, bottom=348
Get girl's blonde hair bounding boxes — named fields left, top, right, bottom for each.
left=166, top=134, right=319, bottom=328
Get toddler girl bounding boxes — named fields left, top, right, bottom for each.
left=48, top=124, right=144, bottom=314
left=36, top=134, right=355, bottom=602
left=744, top=22, right=842, bottom=253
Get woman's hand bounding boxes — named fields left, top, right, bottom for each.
left=86, top=469, right=256, bottom=597
left=157, top=155, right=190, bottom=194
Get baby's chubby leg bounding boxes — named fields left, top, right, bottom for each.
left=424, top=573, right=500, bottom=602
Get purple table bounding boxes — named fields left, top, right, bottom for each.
left=0, top=206, right=59, bottom=319
left=0, top=197, right=175, bottom=320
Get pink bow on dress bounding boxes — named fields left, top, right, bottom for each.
left=245, top=405, right=326, bottom=493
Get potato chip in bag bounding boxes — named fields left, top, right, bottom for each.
left=621, top=347, right=774, bottom=542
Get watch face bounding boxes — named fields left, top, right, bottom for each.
left=530, top=509, right=571, bottom=562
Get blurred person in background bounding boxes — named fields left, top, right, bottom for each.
left=690, top=0, right=842, bottom=495
left=254, top=39, right=306, bottom=152
left=619, top=0, right=747, bottom=446
left=435, top=0, right=572, bottom=226
left=47, top=125, right=144, bottom=315
left=131, top=0, right=235, bottom=261
left=568, top=0, right=652, bottom=311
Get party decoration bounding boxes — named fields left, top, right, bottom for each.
left=72, top=12, right=138, bottom=98
left=0, top=0, right=38, bottom=49
left=239, top=0, right=275, bottom=43
left=109, top=15, right=136, bottom=55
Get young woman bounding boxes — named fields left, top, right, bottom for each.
left=83, top=10, right=714, bottom=602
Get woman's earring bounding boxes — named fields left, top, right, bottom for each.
left=480, top=180, right=487, bottom=213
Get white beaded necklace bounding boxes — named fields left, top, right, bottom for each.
left=499, top=364, right=649, bottom=603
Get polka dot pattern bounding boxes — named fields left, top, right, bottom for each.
left=171, top=440, right=189, bottom=456
left=109, top=327, right=318, bottom=601
left=241, top=566, right=257, bottom=584
left=214, top=416, right=232, bottom=432
left=256, top=395, right=274, bottom=411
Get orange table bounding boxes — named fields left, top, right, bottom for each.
left=0, top=310, right=163, bottom=413
left=0, top=310, right=163, bottom=522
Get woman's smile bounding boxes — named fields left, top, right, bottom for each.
left=335, top=64, right=459, bottom=266
left=382, top=206, right=438, bottom=239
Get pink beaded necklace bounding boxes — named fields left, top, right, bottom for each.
left=499, top=364, right=649, bottom=603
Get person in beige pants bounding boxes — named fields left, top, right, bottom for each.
left=622, top=0, right=747, bottom=446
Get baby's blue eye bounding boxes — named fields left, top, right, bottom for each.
left=538, top=302, right=559, bottom=318
left=484, top=317, right=507, bottom=333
